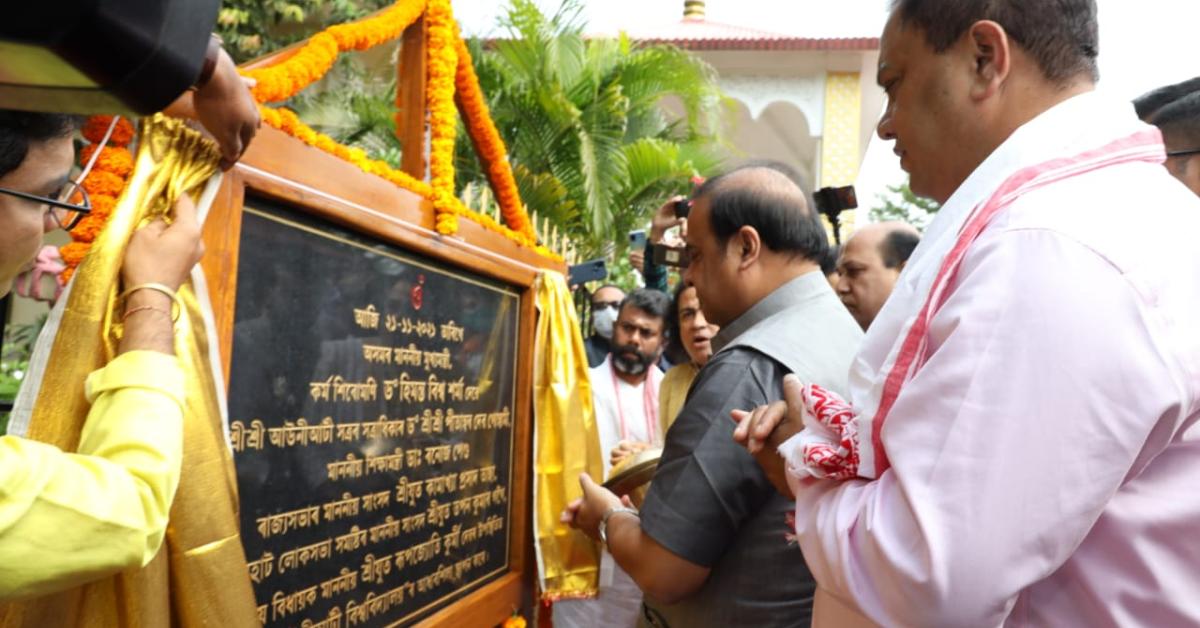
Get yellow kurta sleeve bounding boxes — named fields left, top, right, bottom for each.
left=0, top=350, right=185, bottom=600
left=657, top=363, right=699, bottom=439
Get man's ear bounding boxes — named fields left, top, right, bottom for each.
left=736, top=225, right=762, bottom=270
left=967, top=20, right=1011, bottom=101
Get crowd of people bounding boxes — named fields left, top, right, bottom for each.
left=1, top=0, right=1198, bottom=626
left=559, top=1, right=1200, bottom=626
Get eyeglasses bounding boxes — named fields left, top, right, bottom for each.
left=0, top=116, right=119, bottom=233
left=0, top=179, right=92, bottom=231
left=1167, top=148, right=1200, bottom=159
left=592, top=300, right=621, bottom=310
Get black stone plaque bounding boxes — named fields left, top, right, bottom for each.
left=227, top=199, right=519, bottom=627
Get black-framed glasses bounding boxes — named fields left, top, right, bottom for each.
left=0, top=179, right=92, bottom=231
left=1167, top=148, right=1200, bottom=159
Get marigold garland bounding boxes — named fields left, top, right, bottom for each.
left=82, top=116, right=136, bottom=146
left=258, top=105, right=432, bottom=197
left=80, top=169, right=127, bottom=199
left=425, top=0, right=462, bottom=236
left=62, top=117, right=135, bottom=282
left=79, top=145, right=135, bottom=178
left=242, top=0, right=427, bottom=104
left=453, top=35, right=536, bottom=243
left=89, top=194, right=118, bottom=217
left=59, top=241, right=91, bottom=268
left=245, top=0, right=559, bottom=261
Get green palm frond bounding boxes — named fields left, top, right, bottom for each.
left=454, top=0, right=728, bottom=262
left=513, top=164, right=579, bottom=228
left=577, top=81, right=630, bottom=236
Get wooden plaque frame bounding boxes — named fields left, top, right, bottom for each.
left=204, top=15, right=564, bottom=624
left=203, top=101, right=560, bottom=628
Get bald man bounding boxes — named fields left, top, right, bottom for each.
left=563, top=162, right=862, bottom=626
left=836, top=221, right=921, bottom=329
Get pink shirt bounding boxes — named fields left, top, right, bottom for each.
left=782, top=93, right=1200, bottom=626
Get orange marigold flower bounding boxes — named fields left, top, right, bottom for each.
left=89, top=194, right=118, bottom=216
left=68, top=213, right=110, bottom=243
left=454, top=34, right=536, bottom=241
left=246, top=0, right=550, bottom=259
left=59, top=242, right=92, bottom=266
left=79, top=145, right=135, bottom=177
left=81, top=170, right=127, bottom=198
left=244, top=1, right=425, bottom=103
left=82, top=115, right=136, bottom=146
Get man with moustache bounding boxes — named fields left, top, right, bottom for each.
left=563, top=163, right=863, bottom=627
left=733, top=0, right=1200, bottom=624
left=554, top=288, right=669, bottom=628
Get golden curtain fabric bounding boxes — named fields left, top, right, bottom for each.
left=0, top=115, right=258, bottom=627
left=532, top=272, right=603, bottom=600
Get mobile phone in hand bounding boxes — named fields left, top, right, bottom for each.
left=628, top=230, right=647, bottom=249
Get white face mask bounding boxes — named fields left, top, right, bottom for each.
left=592, top=306, right=618, bottom=339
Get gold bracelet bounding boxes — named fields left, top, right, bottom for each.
left=119, top=283, right=182, bottom=322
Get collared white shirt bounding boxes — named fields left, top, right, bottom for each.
left=783, top=93, right=1200, bottom=626
left=590, top=355, right=663, bottom=479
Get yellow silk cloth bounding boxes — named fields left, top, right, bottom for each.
left=532, top=272, right=603, bottom=600
left=0, top=115, right=259, bottom=627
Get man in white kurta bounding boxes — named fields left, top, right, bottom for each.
left=554, top=289, right=666, bottom=627
left=734, top=2, right=1200, bottom=625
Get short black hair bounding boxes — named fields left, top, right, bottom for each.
left=820, top=244, right=840, bottom=276
left=664, top=283, right=691, bottom=364
left=879, top=228, right=920, bottom=269
left=0, top=110, right=77, bottom=179
left=890, top=0, right=1099, bottom=84
left=619, top=288, right=671, bottom=324
left=695, top=161, right=829, bottom=264
left=1134, top=76, right=1200, bottom=121
left=1144, top=90, right=1200, bottom=151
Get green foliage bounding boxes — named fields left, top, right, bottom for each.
left=457, top=0, right=728, bottom=263
left=869, top=180, right=941, bottom=231
left=1, top=316, right=45, bottom=432
left=214, top=0, right=402, bottom=156
left=217, top=0, right=392, bottom=63
left=288, top=57, right=405, bottom=168
left=216, top=0, right=726, bottom=286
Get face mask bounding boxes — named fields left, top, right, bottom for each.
left=593, top=306, right=618, bottom=339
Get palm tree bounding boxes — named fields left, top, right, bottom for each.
left=254, top=0, right=727, bottom=263
left=456, top=0, right=728, bottom=260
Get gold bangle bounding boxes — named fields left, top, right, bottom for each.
left=119, top=283, right=182, bottom=322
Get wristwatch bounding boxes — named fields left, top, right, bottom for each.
left=598, top=506, right=639, bottom=545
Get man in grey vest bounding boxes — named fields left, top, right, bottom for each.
left=563, top=163, right=863, bottom=627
